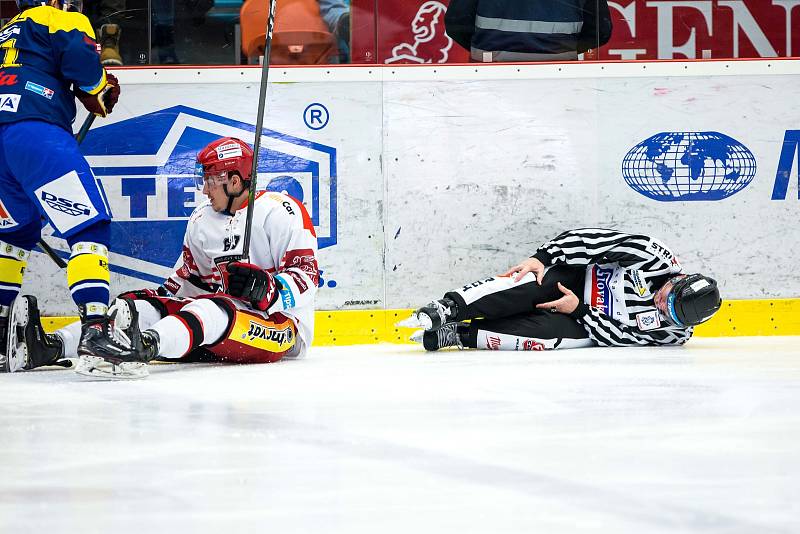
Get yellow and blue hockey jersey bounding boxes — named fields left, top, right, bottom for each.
left=0, top=6, right=106, bottom=131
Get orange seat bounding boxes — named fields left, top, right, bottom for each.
left=240, top=0, right=339, bottom=64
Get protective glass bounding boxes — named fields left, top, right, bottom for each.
left=194, top=163, right=229, bottom=190
left=61, top=0, right=83, bottom=12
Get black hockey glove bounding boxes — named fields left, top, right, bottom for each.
left=226, top=262, right=278, bottom=311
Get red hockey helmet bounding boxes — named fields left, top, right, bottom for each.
left=194, top=137, right=254, bottom=189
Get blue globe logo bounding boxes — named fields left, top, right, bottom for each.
left=622, top=132, right=757, bottom=201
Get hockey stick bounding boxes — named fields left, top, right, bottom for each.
left=36, top=113, right=97, bottom=269
left=240, top=0, right=278, bottom=263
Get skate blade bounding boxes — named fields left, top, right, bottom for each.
left=74, top=355, right=149, bottom=380
left=4, top=297, right=29, bottom=373
left=395, top=314, right=427, bottom=329
left=409, top=330, right=424, bottom=344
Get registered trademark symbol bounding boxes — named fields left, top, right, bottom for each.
left=303, top=103, right=329, bottom=130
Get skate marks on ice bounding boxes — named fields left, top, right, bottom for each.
left=0, top=339, right=799, bottom=533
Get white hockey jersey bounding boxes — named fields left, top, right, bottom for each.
left=163, top=191, right=319, bottom=355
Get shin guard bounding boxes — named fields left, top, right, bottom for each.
left=0, top=242, right=30, bottom=307
left=67, top=242, right=110, bottom=318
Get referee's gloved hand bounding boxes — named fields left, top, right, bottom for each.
left=226, top=262, right=278, bottom=311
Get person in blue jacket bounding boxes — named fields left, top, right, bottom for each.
left=445, top=0, right=613, bottom=62
left=0, top=0, right=121, bottom=372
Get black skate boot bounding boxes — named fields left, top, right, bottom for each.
left=75, top=300, right=160, bottom=380
left=411, top=322, right=467, bottom=351
left=5, top=296, right=70, bottom=372
left=398, top=298, right=459, bottom=331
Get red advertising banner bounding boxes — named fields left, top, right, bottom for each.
left=601, top=0, right=800, bottom=60
left=351, top=0, right=469, bottom=64
left=351, top=0, right=800, bottom=64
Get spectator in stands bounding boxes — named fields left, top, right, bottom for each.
left=85, top=0, right=125, bottom=65
left=319, top=0, right=349, bottom=63
left=152, top=0, right=179, bottom=63
left=445, top=0, right=612, bottom=62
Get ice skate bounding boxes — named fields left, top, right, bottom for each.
left=410, top=322, right=466, bottom=351
left=4, top=296, right=69, bottom=372
left=75, top=301, right=159, bottom=380
left=396, top=298, right=458, bottom=331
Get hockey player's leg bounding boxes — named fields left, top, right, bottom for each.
left=75, top=297, right=159, bottom=380
left=146, top=296, right=297, bottom=364
left=0, top=223, right=41, bottom=373
left=5, top=121, right=115, bottom=359
left=6, top=295, right=72, bottom=371
left=397, top=297, right=459, bottom=331
left=397, top=271, right=547, bottom=331
left=196, top=297, right=298, bottom=364
left=74, top=293, right=181, bottom=379
left=410, top=322, right=470, bottom=351
left=400, top=265, right=588, bottom=332
left=468, top=313, right=593, bottom=351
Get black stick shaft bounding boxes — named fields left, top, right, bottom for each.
left=241, top=0, right=278, bottom=263
left=75, top=113, right=96, bottom=143
left=37, top=113, right=97, bottom=269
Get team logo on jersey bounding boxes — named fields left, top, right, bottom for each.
left=0, top=94, right=19, bottom=112
left=590, top=266, right=614, bottom=316
left=24, top=81, right=54, bottom=100
left=0, top=199, right=18, bottom=228
left=73, top=105, right=336, bottom=285
left=222, top=234, right=240, bottom=252
left=636, top=310, right=661, bottom=331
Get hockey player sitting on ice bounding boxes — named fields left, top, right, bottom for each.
left=399, top=228, right=722, bottom=351
left=0, top=0, right=121, bottom=372
left=8, top=137, right=319, bottom=379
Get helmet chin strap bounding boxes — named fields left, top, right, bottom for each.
left=221, top=178, right=250, bottom=216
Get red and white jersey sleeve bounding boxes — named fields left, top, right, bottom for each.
left=164, top=191, right=319, bottom=355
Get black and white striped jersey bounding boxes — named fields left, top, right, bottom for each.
left=532, top=228, right=693, bottom=347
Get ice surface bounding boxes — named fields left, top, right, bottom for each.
left=1, top=337, right=799, bottom=534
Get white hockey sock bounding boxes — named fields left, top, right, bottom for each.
left=56, top=321, right=81, bottom=358
left=132, top=299, right=162, bottom=330
left=149, top=316, right=191, bottom=359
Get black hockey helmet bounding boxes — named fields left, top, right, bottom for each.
left=665, top=274, right=722, bottom=327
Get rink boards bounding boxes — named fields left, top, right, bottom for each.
left=25, top=59, right=800, bottom=337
